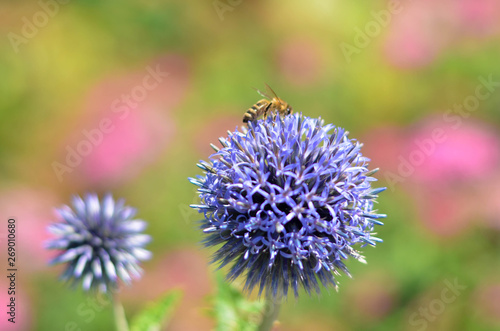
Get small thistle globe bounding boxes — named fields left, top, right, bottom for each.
left=190, top=113, right=386, bottom=299
left=46, top=193, right=152, bottom=292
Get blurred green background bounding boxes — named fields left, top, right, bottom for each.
left=0, top=1, right=499, bottom=330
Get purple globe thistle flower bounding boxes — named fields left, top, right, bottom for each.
left=46, top=193, right=152, bottom=292
left=190, top=113, right=386, bottom=299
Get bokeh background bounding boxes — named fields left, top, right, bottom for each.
left=0, top=1, right=499, bottom=330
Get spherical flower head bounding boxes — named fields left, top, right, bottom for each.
left=190, top=113, right=386, bottom=299
left=46, top=193, right=152, bottom=292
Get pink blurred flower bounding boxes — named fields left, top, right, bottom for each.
left=84, top=54, right=190, bottom=116
left=362, top=125, right=406, bottom=173
left=455, top=0, right=500, bottom=36
left=383, top=0, right=500, bottom=68
left=383, top=1, right=454, bottom=69
left=479, top=172, right=500, bottom=230
left=363, top=119, right=500, bottom=184
left=0, top=280, right=31, bottom=331
left=144, top=54, right=191, bottom=111
left=63, top=54, right=190, bottom=185
left=276, top=38, right=324, bottom=87
left=365, top=117, right=500, bottom=237
left=0, top=187, right=56, bottom=272
left=412, top=187, right=476, bottom=238
left=79, top=107, right=175, bottom=184
left=405, top=118, right=500, bottom=236
left=404, top=118, right=500, bottom=185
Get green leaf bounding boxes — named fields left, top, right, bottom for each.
left=213, top=274, right=266, bottom=331
left=130, top=290, right=182, bottom=331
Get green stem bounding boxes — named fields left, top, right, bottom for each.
left=258, top=296, right=281, bottom=331
left=112, top=296, right=129, bottom=331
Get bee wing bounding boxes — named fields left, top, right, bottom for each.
left=253, top=87, right=271, bottom=99
left=264, top=83, right=280, bottom=100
